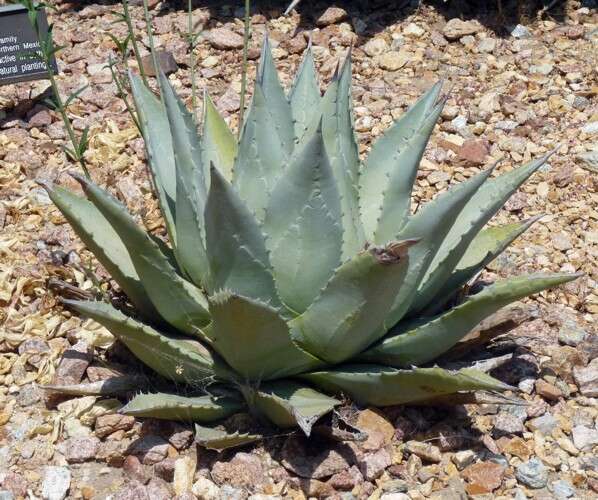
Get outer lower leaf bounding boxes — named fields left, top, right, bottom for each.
left=121, top=393, right=243, bottom=421
left=72, top=174, right=211, bottom=334
left=201, top=92, right=237, bottom=181
left=320, top=53, right=365, bottom=259
left=257, top=35, right=295, bottom=156
left=427, top=216, right=542, bottom=311
left=158, top=71, right=210, bottom=288
left=208, top=292, right=322, bottom=381
left=205, top=166, right=281, bottom=308
left=363, top=272, right=581, bottom=367
left=264, top=126, right=342, bottom=312
left=233, top=84, right=289, bottom=221
left=289, top=44, right=321, bottom=141
left=249, top=381, right=339, bottom=436
left=129, top=73, right=177, bottom=244
left=385, top=166, right=495, bottom=327
left=359, top=83, right=444, bottom=243
left=43, top=184, right=158, bottom=321
left=64, top=300, right=221, bottom=383
left=413, top=153, right=554, bottom=313
left=290, top=241, right=414, bottom=364
left=301, top=365, right=512, bottom=406
left=195, top=424, right=263, bottom=451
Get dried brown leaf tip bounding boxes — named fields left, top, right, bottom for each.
left=370, top=239, right=419, bottom=264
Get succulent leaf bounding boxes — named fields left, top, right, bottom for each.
left=363, top=272, right=581, bottom=367
left=256, top=35, right=295, bottom=156
left=72, top=174, right=211, bottom=333
left=264, top=125, right=342, bottom=311
left=129, top=74, right=177, bottom=243
left=201, top=92, right=237, bottom=181
left=195, top=424, right=263, bottom=450
left=412, top=153, right=553, bottom=313
left=205, top=166, right=281, bottom=308
left=359, top=82, right=443, bottom=242
left=63, top=300, right=220, bottom=383
left=121, top=393, right=243, bottom=421
left=249, top=381, right=339, bottom=435
left=302, top=365, right=512, bottom=406
left=319, top=53, right=366, bottom=259
left=290, top=241, right=413, bottom=364
left=233, top=84, right=289, bottom=220
left=208, top=292, right=322, bottom=381
left=42, top=184, right=159, bottom=321
left=158, top=71, right=210, bottom=288
left=289, top=44, right=321, bottom=141
left=427, top=216, right=542, bottom=311
left=385, top=166, right=495, bottom=327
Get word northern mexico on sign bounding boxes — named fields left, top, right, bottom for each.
left=0, top=4, right=57, bottom=85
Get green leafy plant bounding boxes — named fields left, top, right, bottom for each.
left=42, top=40, right=579, bottom=449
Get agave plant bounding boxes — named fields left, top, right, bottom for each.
left=42, top=39, right=578, bottom=449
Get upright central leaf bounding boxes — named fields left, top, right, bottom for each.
left=264, top=125, right=342, bottom=313
left=289, top=45, right=321, bottom=142
left=205, top=166, right=281, bottom=309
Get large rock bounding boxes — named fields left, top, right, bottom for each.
left=58, top=436, right=100, bottom=463
left=95, top=414, right=135, bottom=438
left=41, top=466, right=71, bottom=500
left=442, top=19, right=482, bottom=41
left=128, top=435, right=170, bottom=465
left=281, top=435, right=354, bottom=479
left=140, top=51, right=178, bottom=77
left=516, top=458, right=548, bottom=489
left=211, top=452, right=268, bottom=491
left=316, top=7, right=348, bottom=26
left=206, top=28, right=244, bottom=50
left=462, top=461, right=505, bottom=495
left=53, top=340, right=93, bottom=385
left=573, top=359, right=598, bottom=397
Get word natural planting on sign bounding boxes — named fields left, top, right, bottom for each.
left=0, top=4, right=56, bottom=85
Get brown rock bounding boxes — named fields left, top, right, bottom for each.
left=53, top=340, right=93, bottom=385
left=2, top=471, right=28, bottom=497
left=501, top=437, right=532, bottom=460
left=327, top=465, right=364, bottom=490
left=356, top=408, right=395, bottom=451
left=146, top=477, right=172, bottom=500
left=573, top=359, right=598, bottom=397
left=462, top=461, right=505, bottom=494
left=299, top=478, right=336, bottom=498
left=96, top=439, right=130, bottom=466
left=58, top=436, right=100, bottom=463
left=211, top=452, right=268, bottom=491
left=536, top=379, right=563, bottom=401
left=457, top=139, right=490, bottom=165
left=443, top=19, right=483, bottom=41
left=27, top=107, right=52, bottom=128
left=281, top=435, right=354, bottom=479
left=113, top=480, right=149, bottom=500
left=95, top=414, right=136, bottom=438
left=154, top=457, right=176, bottom=482
left=216, top=86, right=241, bottom=114
left=206, top=28, right=244, bottom=50
left=123, top=455, right=150, bottom=483
left=129, top=435, right=170, bottom=465
left=316, top=7, right=348, bottom=27
left=358, top=448, right=392, bottom=481
left=141, top=51, right=178, bottom=77
left=404, top=441, right=442, bottom=463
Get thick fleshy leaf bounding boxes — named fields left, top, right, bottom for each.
left=233, top=84, right=289, bottom=221
left=195, top=424, right=263, bottom=450
left=43, top=184, right=158, bottom=320
left=385, top=166, right=495, bottom=327
left=121, top=393, right=243, bottom=421
left=250, top=381, right=339, bottom=435
left=360, top=82, right=444, bottom=242
left=129, top=73, right=177, bottom=243
left=158, top=72, right=209, bottom=288
left=363, top=272, right=581, bottom=367
left=289, top=44, right=321, bottom=141
left=320, top=53, right=365, bottom=259
left=302, top=365, right=512, bottom=406
left=264, top=126, right=342, bottom=312
left=72, top=174, right=211, bottom=333
left=427, top=216, right=543, bottom=311
left=413, top=153, right=553, bottom=313
left=208, top=292, right=322, bottom=381
left=290, top=241, right=414, bottom=364
left=205, top=166, right=281, bottom=308
left=256, top=35, right=295, bottom=156
left=201, top=92, right=237, bottom=181
left=63, top=300, right=223, bottom=383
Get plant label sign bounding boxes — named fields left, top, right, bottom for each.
left=0, top=4, right=57, bottom=85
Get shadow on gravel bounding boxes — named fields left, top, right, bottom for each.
left=61, top=0, right=575, bottom=37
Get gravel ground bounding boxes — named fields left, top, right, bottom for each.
left=0, top=0, right=596, bottom=499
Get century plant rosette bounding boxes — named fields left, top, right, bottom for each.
left=42, top=39, right=579, bottom=450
